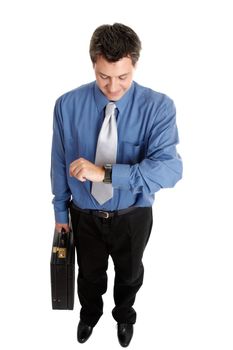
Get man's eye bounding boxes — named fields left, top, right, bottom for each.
left=119, top=76, right=127, bottom=80
left=100, top=75, right=108, bottom=80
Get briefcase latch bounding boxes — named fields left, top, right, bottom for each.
left=52, top=247, right=67, bottom=258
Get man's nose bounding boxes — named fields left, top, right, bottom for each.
left=108, top=79, right=118, bottom=92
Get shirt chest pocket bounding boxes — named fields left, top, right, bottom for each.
left=119, top=141, right=145, bottom=164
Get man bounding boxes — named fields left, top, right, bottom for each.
left=51, top=23, right=182, bottom=347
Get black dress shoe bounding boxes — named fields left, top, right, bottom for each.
left=117, top=323, right=134, bottom=347
left=77, top=320, right=93, bottom=343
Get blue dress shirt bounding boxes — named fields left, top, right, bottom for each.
left=51, top=81, right=183, bottom=223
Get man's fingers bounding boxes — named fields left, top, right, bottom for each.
left=70, top=158, right=86, bottom=177
left=69, top=158, right=103, bottom=182
left=69, top=161, right=78, bottom=176
left=55, top=223, right=70, bottom=232
left=70, top=165, right=82, bottom=178
left=70, top=165, right=87, bottom=182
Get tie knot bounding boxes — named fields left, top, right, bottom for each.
left=105, top=102, right=116, bottom=116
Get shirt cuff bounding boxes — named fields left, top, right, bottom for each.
left=54, top=210, right=69, bottom=224
left=112, top=164, right=131, bottom=189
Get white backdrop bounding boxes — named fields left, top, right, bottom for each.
left=0, top=0, right=232, bottom=349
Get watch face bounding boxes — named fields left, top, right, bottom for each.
left=103, top=164, right=112, bottom=183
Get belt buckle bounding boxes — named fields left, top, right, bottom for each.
left=99, top=211, right=110, bottom=219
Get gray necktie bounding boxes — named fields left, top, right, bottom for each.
left=91, top=102, right=117, bottom=204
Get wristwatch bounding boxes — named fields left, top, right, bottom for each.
left=103, top=164, right=112, bottom=184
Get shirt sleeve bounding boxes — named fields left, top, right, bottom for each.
left=112, top=97, right=183, bottom=195
left=51, top=98, right=71, bottom=223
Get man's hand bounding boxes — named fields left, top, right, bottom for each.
left=69, top=158, right=105, bottom=182
left=55, top=223, right=70, bottom=233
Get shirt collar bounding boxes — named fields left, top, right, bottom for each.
left=94, top=81, right=135, bottom=114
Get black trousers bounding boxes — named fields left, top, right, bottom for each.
left=70, top=204, right=153, bottom=327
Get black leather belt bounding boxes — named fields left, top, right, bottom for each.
left=71, top=203, right=137, bottom=219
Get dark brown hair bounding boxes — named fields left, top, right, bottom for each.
left=89, top=23, right=141, bottom=66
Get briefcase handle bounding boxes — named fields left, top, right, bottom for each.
left=53, top=228, right=70, bottom=259
left=60, top=227, right=69, bottom=245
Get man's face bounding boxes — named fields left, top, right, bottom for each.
left=94, top=56, right=136, bottom=101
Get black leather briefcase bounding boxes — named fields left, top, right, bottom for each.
left=50, top=228, right=75, bottom=310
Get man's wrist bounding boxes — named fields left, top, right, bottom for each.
left=103, top=164, right=112, bottom=184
